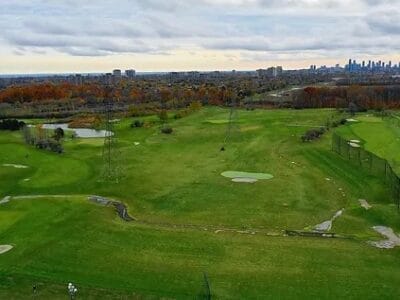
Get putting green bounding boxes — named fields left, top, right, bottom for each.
left=221, top=171, right=274, bottom=180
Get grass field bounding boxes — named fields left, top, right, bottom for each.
left=0, top=107, right=399, bottom=299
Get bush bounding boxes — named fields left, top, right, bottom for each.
left=161, top=126, right=173, bottom=134
left=301, top=127, right=326, bottom=142
left=131, top=120, right=144, bottom=128
left=53, top=127, right=64, bottom=141
left=0, top=119, right=25, bottom=131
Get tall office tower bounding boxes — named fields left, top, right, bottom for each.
left=125, top=69, right=136, bottom=79
left=362, top=61, right=365, bottom=68
left=112, top=69, right=122, bottom=77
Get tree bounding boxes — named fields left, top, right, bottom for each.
left=53, top=127, right=64, bottom=141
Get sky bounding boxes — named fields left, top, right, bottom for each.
left=1, top=0, right=399, bottom=74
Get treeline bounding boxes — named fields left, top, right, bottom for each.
left=0, top=119, right=26, bottom=130
left=22, top=125, right=64, bottom=154
left=293, top=85, right=400, bottom=109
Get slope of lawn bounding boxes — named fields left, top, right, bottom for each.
left=0, top=107, right=399, bottom=298
left=335, top=114, right=400, bottom=174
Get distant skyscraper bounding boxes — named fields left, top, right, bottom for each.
left=125, top=69, right=136, bottom=78
left=113, top=69, right=122, bottom=77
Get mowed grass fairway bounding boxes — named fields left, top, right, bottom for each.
left=0, top=107, right=399, bottom=299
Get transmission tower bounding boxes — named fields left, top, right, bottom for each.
left=101, top=95, right=120, bottom=182
left=220, top=87, right=240, bottom=151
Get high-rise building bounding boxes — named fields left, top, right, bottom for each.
left=113, top=69, right=122, bottom=77
left=125, top=69, right=136, bottom=79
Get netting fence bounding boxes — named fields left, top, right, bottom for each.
left=332, top=132, right=400, bottom=212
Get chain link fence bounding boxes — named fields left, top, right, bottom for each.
left=332, top=132, right=400, bottom=212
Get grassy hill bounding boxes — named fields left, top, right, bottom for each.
left=0, top=107, right=399, bottom=299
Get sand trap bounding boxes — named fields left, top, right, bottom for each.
left=0, top=245, right=13, bottom=254
left=134, top=142, right=140, bottom=146
left=23, top=178, right=30, bottom=182
left=222, top=171, right=273, bottom=184
left=346, top=118, right=359, bottom=122
left=314, top=209, right=344, bottom=232
left=349, top=142, right=361, bottom=148
left=2, top=164, right=28, bottom=169
left=231, top=177, right=258, bottom=183
left=0, top=196, right=11, bottom=204
left=222, top=171, right=273, bottom=180
left=368, top=226, right=400, bottom=249
left=350, top=139, right=360, bottom=143
left=359, top=199, right=372, bottom=210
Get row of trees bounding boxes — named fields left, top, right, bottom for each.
left=0, top=119, right=26, bottom=130
left=22, top=125, right=64, bottom=153
left=293, top=85, right=400, bottom=109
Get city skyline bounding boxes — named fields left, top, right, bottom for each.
left=1, top=0, right=400, bottom=74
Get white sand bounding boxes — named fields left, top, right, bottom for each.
left=2, top=164, right=28, bottom=169
left=359, top=199, right=372, bottom=210
left=314, top=209, right=344, bottom=232
left=350, top=139, right=360, bottom=143
left=134, top=142, right=140, bottom=146
left=346, top=118, right=358, bottom=122
left=349, top=142, right=361, bottom=148
left=368, top=226, right=400, bottom=249
left=0, top=196, right=11, bottom=204
left=0, top=245, right=13, bottom=254
left=231, top=177, right=258, bottom=183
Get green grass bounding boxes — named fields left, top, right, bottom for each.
left=0, top=107, right=399, bottom=298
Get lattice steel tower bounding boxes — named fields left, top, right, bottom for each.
left=101, top=92, right=120, bottom=182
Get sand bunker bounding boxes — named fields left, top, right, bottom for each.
left=350, top=139, right=360, bottom=143
left=349, top=142, right=361, bottom=148
left=346, top=118, right=359, bottom=122
left=231, top=178, right=258, bottom=183
left=2, top=164, right=28, bottom=169
left=134, top=142, right=140, bottom=146
left=0, top=196, right=11, bottom=204
left=359, top=199, right=372, bottom=210
left=0, top=245, right=13, bottom=254
left=368, top=226, right=400, bottom=249
left=314, top=209, right=344, bottom=232
left=221, top=171, right=273, bottom=183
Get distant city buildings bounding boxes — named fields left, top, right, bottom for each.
left=112, top=69, right=122, bottom=77
left=256, top=66, right=283, bottom=78
left=125, top=69, right=136, bottom=79
left=346, top=58, right=399, bottom=72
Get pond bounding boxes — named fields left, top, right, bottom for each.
left=41, top=124, right=113, bottom=138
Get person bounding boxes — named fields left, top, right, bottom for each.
left=32, top=284, right=37, bottom=294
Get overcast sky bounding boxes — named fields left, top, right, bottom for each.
left=1, top=0, right=399, bottom=73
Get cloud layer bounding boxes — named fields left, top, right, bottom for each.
left=1, top=0, right=400, bottom=71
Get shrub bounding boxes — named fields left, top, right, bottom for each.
left=161, top=126, right=173, bottom=134
left=159, top=110, right=168, bottom=123
left=53, top=127, right=64, bottom=141
left=131, top=120, right=144, bottom=128
left=0, top=119, right=25, bottom=131
left=301, top=127, right=326, bottom=142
